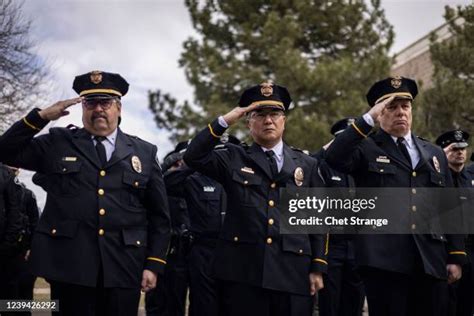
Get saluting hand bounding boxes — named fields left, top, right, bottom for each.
left=222, top=103, right=260, bottom=126
left=309, top=272, right=324, bottom=295
left=367, top=95, right=395, bottom=124
left=443, top=143, right=458, bottom=161
left=38, top=97, right=82, bottom=121
left=141, top=269, right=157, bottom=292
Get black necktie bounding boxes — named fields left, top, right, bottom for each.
left=94, top=136, right=107, bottom=166
left=397, top=137, right=411, bottom=166
left=265, top=150, right=278, bottom=179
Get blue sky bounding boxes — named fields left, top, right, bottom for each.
left=17, top=0, right=472, bottom=208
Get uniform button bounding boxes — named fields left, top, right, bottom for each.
left=99, top=229, right=105, bottom=236
left=412, top=205, right=417, bottom=212
left=412, top=171, right=417, bottom=177
left=136, top=241, right=141, bottom=245
left=380, top=169, right=384, bottom=173
left=411, top=224, right=416, bottom=230
left=298, top=249, right=303, bottom=254
left=268, top=218, right=274, bottom=225
left=51, top=229, right=57, bottom=235
left=134, top=181, right=139, bottom=187
left=98, top=189, right=104, bottom=195
left=62, top=168, right=67, bottom=172
left=99, top=208, right=106, bottom=216
left=270, top=183, right=276, bottom=189
left=268, top=200, right=275, bottom=207
left=244, top=180, right=249, bottom=185
left=100, top=170, right=106, bottom=177
left=233, top=236, right=239, bottom=242
left=412, top=188, right=417, bottom=194
left=266, top=238, right=273, bottom=245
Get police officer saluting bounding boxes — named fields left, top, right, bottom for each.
left=326, top=77, right=467, bottom=316
left=0, top=71, right=171, bottom=316
left=184, top=81, right=328, bottom=316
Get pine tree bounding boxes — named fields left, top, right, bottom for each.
left=150, top=0, right=394, bottom=151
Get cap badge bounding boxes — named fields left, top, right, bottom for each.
left=454, top=131, right=463, bottom=141
left=391, top=76, right=402, bottom=89
left=294, top=167, right=304, bottom=186
left=260, top=81, right=273, bottom=97
left=432, top=156, right=441, bottom=173
left=90, top=70, right=103, bottom=84
left=131, top=155, right=142, bottom=173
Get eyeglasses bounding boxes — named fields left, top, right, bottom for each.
left=250, top=111, right=284, bottom=121
left=82, top=98, right=118, bottom=110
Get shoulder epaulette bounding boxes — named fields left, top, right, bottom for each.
left=291, top=146, right=309, bottom=155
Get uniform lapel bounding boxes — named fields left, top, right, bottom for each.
left=412, top=135, right=430, bottom=171
left=71, top=128, right=102, bottom=169
left=247, top=143, right=273, bottom=180
left=106, top=128, right=133, bottom=168
left=275, top=144, right=297, bottom=184
left=373, top=129, right=412, bottom=170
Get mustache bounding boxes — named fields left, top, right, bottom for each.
left=91, top=113, right=108, bottom=121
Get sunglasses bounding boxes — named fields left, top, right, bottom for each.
left=82, top=97, right=118, bottom=110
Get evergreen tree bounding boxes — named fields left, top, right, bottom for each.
left=417, top=4, right=474, bottom=141
left=150, top=0, right=394, bottom=151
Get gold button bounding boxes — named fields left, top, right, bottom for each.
left=100, top=170, right=106, bottom=177
left=98, top=189, right=104, bottom=195
left=270, top=183, right=276, bottom=189
left=380, top=169, right=384, bottom=173
left=134, top=181, right=139, bottom=187
left=51, top=229, right=57, bottom=235
left=99, top=208, right=106, bottom=216
left=268, top=200, right=274, bottom=207
left=268, top=218, right=274, bottom=225
left=266, top=238, right=273, bottom=245
left=411, top=224, right=416, bottom=230
left=412, top=188, right=416, bottom=194
left=412, top=205, right=417, bottom=212
left=233, top=236, right=239, bottom=242
left=244, top=180, right=249, bottom=185
left=136, top=241, right=141, bottom=245
left=298, top=249, right=303, bottom=254
left=62, top=168, right=67, bottom=172
left=412, top=171, right=417, bottom=177
left=99, top=229, right=105, bottom=236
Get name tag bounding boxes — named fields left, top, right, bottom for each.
left=241, top=167, right=255, bottom=174
left=203, top=186, right=215, bottom=192
left=376, top=156, right=390, bottom=164
left=62, top=156, right=77, bottom=162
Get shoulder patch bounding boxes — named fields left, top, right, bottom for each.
left=290, top=146, right=309, bottom=155
left=416, top=135, right=430, bottom=142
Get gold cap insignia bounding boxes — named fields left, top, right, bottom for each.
left=432, top=156, right=441, bottom=173
left=90, top=71, right=103, bottom=84
left=454, top=131, right=463, bottom=141
left=260, top=81, right=273, bottom=97
left=391, top=76, right=402, bottom=89
left=131, top=155, right=142, bottom=173
left=294, top=167, right=304, bottom=186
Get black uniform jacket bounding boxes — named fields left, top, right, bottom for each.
left=0, top=109, right=171, bottom=288
left=183, top=119, right=328, bottom=296
left=325, top=117, right=467, bottom=279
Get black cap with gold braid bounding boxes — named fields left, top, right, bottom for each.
left=238, top=81, right=292, bottom=111
left=366, top=76, right=418, bottom=107
left=73, top=70, right=129, bottom=99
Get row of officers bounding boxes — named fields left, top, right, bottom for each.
left=0, top=70, right=473, bottom=316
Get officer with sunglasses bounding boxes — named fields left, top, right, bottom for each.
left=0, top=70, right=171, bottom=316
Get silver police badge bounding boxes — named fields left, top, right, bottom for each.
left=131, top=155, right=142, bottom=173
left=432, top=156, right=441, bottom=173
left=260, top=81, right=273, bottom=97
left=294, top=167, right=304, bottom=186
left=391, top=76, right=402, bottom=89
left=454, top=130, right=463, bottom=141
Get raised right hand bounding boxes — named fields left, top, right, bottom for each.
left=367, top=96, right=395, bottom=124
left=38, top=97, right=82, bottom=121
left=222, top=103, right=260, bottom=126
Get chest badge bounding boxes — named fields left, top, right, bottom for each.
left=203, top=186, right=215, bottom=192
left=294, top=167, right=304, bottom=186
left=432, top=156, right=441, bottom=173
left=376, top=156, right=390, bottom=164
left=131, top=156, right=142, bottom=173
